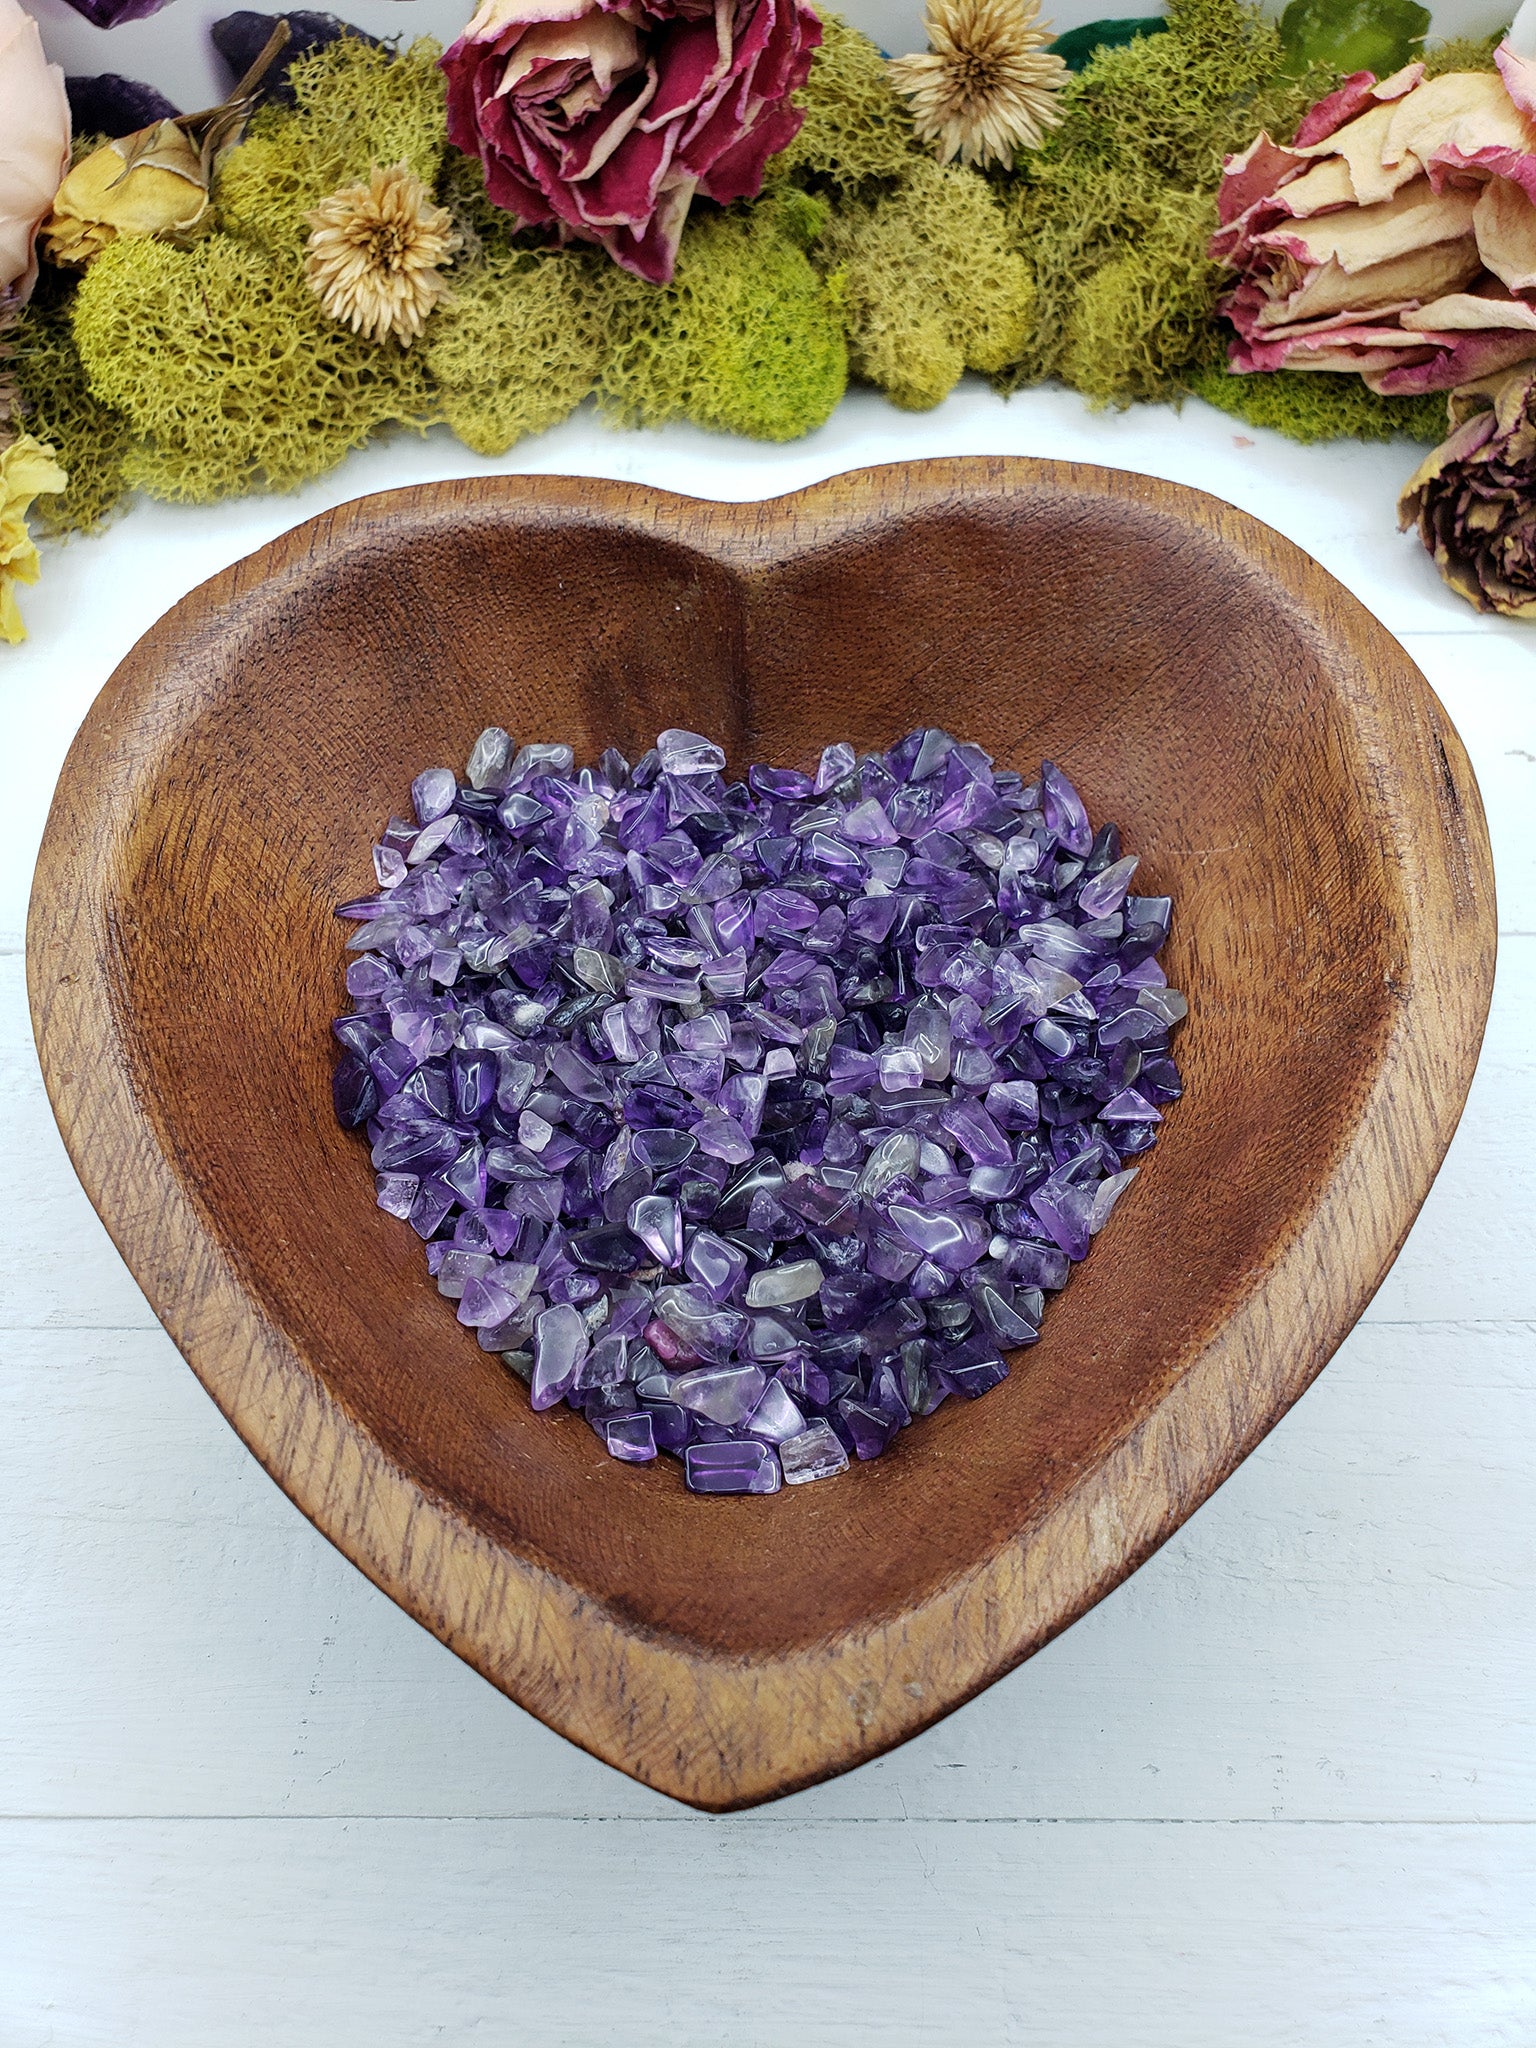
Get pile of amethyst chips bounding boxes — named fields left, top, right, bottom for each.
left=331, top=726, right=1185, bottom=1495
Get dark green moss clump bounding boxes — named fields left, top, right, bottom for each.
left=1420, top=29, right=1504, bottom=75
left=1002, top=0, right=1334, bottom=403
left=1188, top=362, right=1450, bottom=444
left=9, top=272, right=130, bottom=536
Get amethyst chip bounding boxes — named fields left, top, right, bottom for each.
left=332, top=727, right=1186, bottom=1496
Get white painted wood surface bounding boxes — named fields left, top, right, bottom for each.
left=2, top=382, right=1533, bottom=2044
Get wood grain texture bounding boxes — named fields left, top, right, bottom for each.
left=24, top=458, right=1497, bottom=1809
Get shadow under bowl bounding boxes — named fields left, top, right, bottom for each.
left=28, top=458, right=1495, bottom=1810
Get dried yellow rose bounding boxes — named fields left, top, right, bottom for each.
left=41, top=21, right=290, bottom=270
left=0, top=433, right=67, bottom=645
left=43, top=121, right=215, bottom=269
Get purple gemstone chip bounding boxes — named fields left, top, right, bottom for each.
left=332, top=728, right=1185, bottom=1496
left=685, top=1439, right=782, bottom=1494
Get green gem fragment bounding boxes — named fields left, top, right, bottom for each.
left=1276, top=0, right=1430, bottom=78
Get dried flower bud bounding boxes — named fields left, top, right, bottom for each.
left=888, top=0, right=1067, bottom=171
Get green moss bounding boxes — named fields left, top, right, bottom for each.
left=768, top=12, right=923, bottom=195
left=218, top=36, right=448, bottom=258
left=1421, top=30, right=1505, bottom=75
left=816, top=159, right=1034, bottom=409
left=1002, top=0, right=1331, bottom=399
left=427, top=248, right=608, bottom=456
left=1060, top=187, right=1225, bottom=402
left=72, top=234, right=432, bottom=503
left=1188, top=361, right=1449, bottom=443
left=1041, top=0, right=1302, bottom=187
left=599, top=195, right=846, bottom=441
left=9, top=273, right=130, bottom=535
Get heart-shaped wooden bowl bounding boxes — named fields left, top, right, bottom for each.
left=28, top=459, right=1494, bottom=1810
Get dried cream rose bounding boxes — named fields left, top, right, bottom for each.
left=0, top=0, right=71, bottom=303
left=1211, top=44, right=1536, bottom=394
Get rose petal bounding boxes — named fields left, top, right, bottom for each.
left=1403, top=285, right=1536, bottom=330
left=441, top=0, right=818, bottom=282
left=0, top=0, right=71, bottom=301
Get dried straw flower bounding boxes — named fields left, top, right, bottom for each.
left=305, top=163, right=460, bottom=347
left=888, top=0, right=1068, bottom=171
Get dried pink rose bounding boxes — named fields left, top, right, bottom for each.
left=1210, top=45, right=1536, bottom=395
left=441, top=0, right=821, bottom=285
left=0, top=0, right=71, bottom=305
left=1398, top=361, right=1536, bottom=616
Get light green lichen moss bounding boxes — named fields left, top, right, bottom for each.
left=426, top=247, right=610, bottom=455
left=1187, top=362, right=1450, bottom=443
left=1421, top=30, right=1504, bottom=75
left=72, top=233, right=432, bottom=503
left=10, top=273, right=130, bottom=534
left=1059, top=187, right=1225, bottom=402
left=218, top=36, right=448, bottom=259
left=1002, top=0, right=1332, bottom=400
left=769, top=11, right=924, bottom=194
left=600, top=194, right=846, bottom=441
left=816, top=158, right=1034, bottom=409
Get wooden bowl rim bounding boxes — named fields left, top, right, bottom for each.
left=27, top=457, right=1497, bottom=1809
